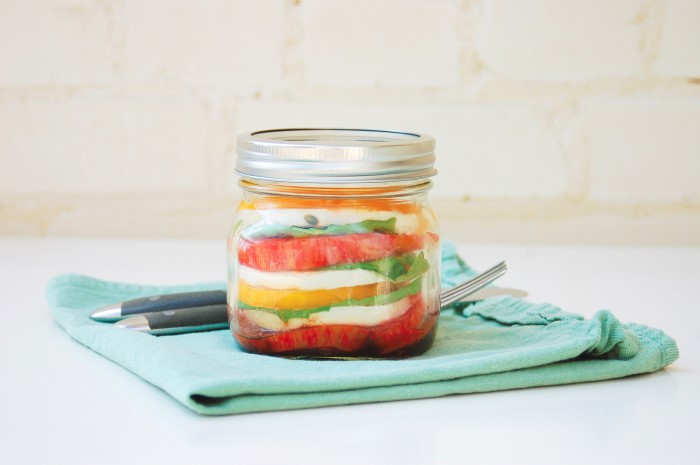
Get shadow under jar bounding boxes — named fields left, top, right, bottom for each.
left=228, top=129, right=440, bottom=358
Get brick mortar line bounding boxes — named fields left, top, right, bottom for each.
left=1, top=193, right=697, bottom=213
left=1, top=76, right=698, bottom=103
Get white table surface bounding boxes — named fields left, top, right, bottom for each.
left=1, top=237, right=698, bottom=465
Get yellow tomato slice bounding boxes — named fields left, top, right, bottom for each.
left=238, top=279, right=401, bottom=310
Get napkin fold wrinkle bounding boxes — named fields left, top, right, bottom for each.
left=47, top=241, right=678, bottom=415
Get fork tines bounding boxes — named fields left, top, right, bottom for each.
left=439, top=261, right=507, bottom=308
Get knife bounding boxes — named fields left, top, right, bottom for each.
left=114, top=304, right=229, bottom=335
left=90, top=290, right=227, bottom=322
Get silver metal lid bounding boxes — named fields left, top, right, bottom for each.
left=235, top=128, right=436, bottom=184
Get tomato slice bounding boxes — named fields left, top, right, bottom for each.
left=233, top=293, right=439, bottom=357
left=238, top=233, right=425, bottom=272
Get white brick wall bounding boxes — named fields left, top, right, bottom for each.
left=0, top=97, right=212, bottom=192
left=656, top=0, right=700, bottom=77
left=299, top=0, right=461, bottom=88
left=479, top=0, right=645, bottom=81
left=0, top=0, right=699, bottom=245
left=124, top=0, right=286, bottom=92
left=580, top=98, right=700, bottom=203
left=0, top=0, right=116, bottom=85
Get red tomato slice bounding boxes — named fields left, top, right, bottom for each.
left=238, top=233, right=425, bottom=272
left=233, top=293, right=439, bottom=357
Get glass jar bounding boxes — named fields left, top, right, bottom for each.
left=227, top=129, right=440, bottom=358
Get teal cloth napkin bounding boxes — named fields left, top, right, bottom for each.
left=47, top=242, right=678, bottom=416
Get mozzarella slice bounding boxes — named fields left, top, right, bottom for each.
left=238, top=265, right=386, bottom=290
left=241, top=295, right=413, bottom=331
left=249, top=208, right=421, bottom=235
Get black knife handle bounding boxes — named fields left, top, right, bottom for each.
left=144, top=305, right=229, bottom=335
left=122, top=290, right=227, bottom=316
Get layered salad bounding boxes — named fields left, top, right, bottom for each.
left=228, top=196, right=440, bottom=357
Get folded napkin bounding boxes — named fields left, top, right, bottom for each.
left=47, top=242, right=678, bottom=416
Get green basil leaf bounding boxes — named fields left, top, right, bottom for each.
left=324, top=251, right=430, bottom=283
left=393, top=252, right=430, bottom=283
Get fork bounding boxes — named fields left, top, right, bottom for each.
left=439, top=261, right=507, bottom=308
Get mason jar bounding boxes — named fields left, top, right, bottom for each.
left=227, top=129, right=440, bottom=358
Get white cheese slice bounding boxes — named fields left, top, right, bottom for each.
left=241, top=295, right=413, bottom=331
left=238, top=265, right=386, bottom=290
left=250, top=208, right=421, bottom=235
